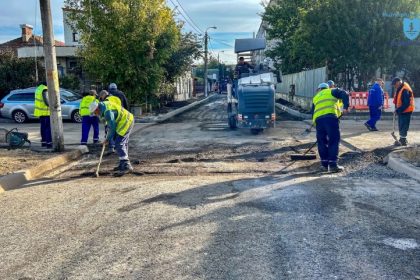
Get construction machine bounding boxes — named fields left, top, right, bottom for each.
left=227, top=38, right=278, bottom=135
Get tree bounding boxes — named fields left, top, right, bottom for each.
left=65, top=0, right=180, bottom=105
left=0, top=49, right=45, bottom=98
left=163, top=32, right=202, bottom=83
left=263, top=0, right=420, bottom=90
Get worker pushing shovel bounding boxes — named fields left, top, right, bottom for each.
left=311, top=82, right=350, bottom=173
left=90, top=100, right=135, bottom=176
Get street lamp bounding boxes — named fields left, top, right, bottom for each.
left=204, top=26, right=216, bottom=97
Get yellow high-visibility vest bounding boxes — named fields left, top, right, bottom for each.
left=34, top=85, right=50, bottom=117
left=108, top=95, right=121, bottom=107
left=312, top=88, right=341, bottom=124
left=104, top=101, right=133, bottom=136
left=79, top=95, right=97, bottom=116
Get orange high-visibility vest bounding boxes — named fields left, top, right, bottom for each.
left=394, top=82, right=415, bottom=113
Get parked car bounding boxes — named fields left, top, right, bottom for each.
left=0, top=87, right=82, bottom=123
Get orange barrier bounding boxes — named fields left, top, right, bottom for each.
left=349, top=91, right=390, bottom=111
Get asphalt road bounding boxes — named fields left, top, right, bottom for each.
left=0, top=95, right=419, bottom=280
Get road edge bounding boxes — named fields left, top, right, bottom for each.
left=155, top=94, right=217, bottom=123
left=0, top=145, right=89, bottom=193
left=386, top=150, right=420, bottom=181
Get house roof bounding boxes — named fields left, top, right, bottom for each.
left=0, top=35, right=65, bottom=51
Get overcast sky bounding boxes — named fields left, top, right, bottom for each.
left=0, top=0, right=265, bottom=64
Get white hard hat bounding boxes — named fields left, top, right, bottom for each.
left=89, top=101, right=99, bottom=113
left=318, top=83, right=329, bottom=89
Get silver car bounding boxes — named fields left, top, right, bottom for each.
left=0, top=87, right=82, bottom=123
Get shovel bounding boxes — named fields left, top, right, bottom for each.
left=95, top=143, right=106, bottom=177
left=391, top=112, right=398, bottom=142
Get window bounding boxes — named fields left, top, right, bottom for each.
left=60, top=90, right=81, bottom=102
left=7, top=92, right=35, bottom=102
left=69, top=61, right=77, bottom=68
left=72, top=32, right=79, bottom=42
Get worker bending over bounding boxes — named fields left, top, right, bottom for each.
left=312, top=83, right=349, bottom=173
left=90, top=100, right=134, bottom=174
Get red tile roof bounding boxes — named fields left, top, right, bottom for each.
left=0, top=35, right=65, bottom=51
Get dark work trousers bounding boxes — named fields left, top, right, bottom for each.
left=366, top=106, right=381, bottom=129
left=115, top=123, right=133, bottom=161
left=316, top=116, right=340, bottom=168
left=39, top=116, right=52, bottom=148
left=398, top=112, right=412, bottom=138
left=81, top=116, right=99, bottom=145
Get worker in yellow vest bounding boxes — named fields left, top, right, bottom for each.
left=98, top=90, right=119, bottom=153
left=392, top=77, right=415, bottom=146
left=79, top=90, right=100, bottom=145
left=34, top=82, right=52, bottom=148
left=312, top=83, right=349, bottom=173
left=90, top=100, right=135, bottom=174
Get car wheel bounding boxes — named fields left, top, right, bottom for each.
left=12, top=110, right=28, bottom=123
left=71, top=110, right=82, bottom=123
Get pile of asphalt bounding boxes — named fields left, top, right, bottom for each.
left=340, top=147, right=405, bottom=179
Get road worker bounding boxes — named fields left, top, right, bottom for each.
left=98, top=90, right=118, bottom=154
left=108, top=83, right=129, bottom=110
left=90, top=100, right=134, bottom=174
left=392, top=77, right=415, bottom=146
left=364, top=78, right=384, bottom=131
left=34, top=82, right=52, bottom=148
left=99, top=89, right=121, bottom=107
left=312, top=82, right=349, bottom=173
left=79, top=90, right=100, bottom=145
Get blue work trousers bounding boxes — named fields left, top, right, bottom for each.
left=398, top=113, right=412, bottom=138
left=40, top=116, right=52, bottom=147
left=316, top=117, right=341, bottom=168
left=366, top=106, right=381, bottom=129
left=115, top=124, right=133, bottom=161
left=81, top=116, right=99, bottom=145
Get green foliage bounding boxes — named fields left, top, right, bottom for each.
left=263, top=0, right=420, bottom=90
left=59, top=74, right=81, bottom=91
left=164, top=32, right=202, bottom=83
left=0, top=49, right=45, bottom=98
left=65, top=0, right=181, bottom=105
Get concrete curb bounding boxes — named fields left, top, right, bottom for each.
left=386, top=150, right=420, bottom=181
left=155, top=94, right=217, bottom=123
left=0, top=145, right=89, bottom=193
left=275, top=103, right=312, bottom=120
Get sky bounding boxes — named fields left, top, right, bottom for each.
left=0, top=0, right=265, bottom=64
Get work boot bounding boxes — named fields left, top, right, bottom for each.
left=400, top=138, right=408, bottom=146
left=329, top=165, right=344, bottom=173
left=118, top=160, right=134, bottom=174
left=371, top=127, right=379, bottom=131
left=113, top=161, right=124, bottom=171
left=364, top=123, right=373, bottom=131
left=318, top=165, right=328, bottom=172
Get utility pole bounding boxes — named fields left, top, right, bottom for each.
left=204, top=26, right=216, bottom=97
left=39, top=0, right=65, bottom=151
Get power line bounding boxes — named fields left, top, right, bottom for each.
left=209, top=36, right=233, bottom=48
left=173, top=0, right=203, bottom=34
left=167, top=0, right=202, bottom=34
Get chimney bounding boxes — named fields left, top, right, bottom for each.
left=20, top=24, right=33, bottom=42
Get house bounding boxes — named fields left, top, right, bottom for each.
left=0, top=24, right=65, bottom=54
left=0, top=10, right=80, bottom=78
